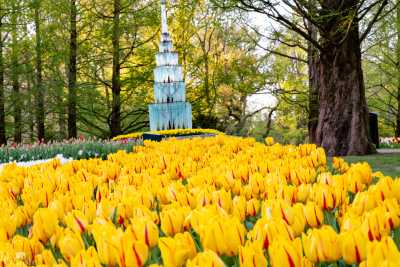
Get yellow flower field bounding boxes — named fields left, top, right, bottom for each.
left=0, top=135, right=400, bottom=267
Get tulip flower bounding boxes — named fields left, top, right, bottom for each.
left=246, top=199, right=260, bottom=217
left=58, top=229, right=84, bottom=262
left=265, top=137, right=274, bottom=146
left=340, top=229, right=367, bottom=264
left=239, top=242, right=268, bottom=267
left=91, top=221, right=122, bottom=266
left=361, top=207, right=391, bottom=241
left=311, top=184, right=342, bottom=211
left=64, top=210, right=88, bottom=234
left=186, top=250, right=225, bottom=267
left=126, top=217, right=158, bottom=247
left=359, top=236, right=400, bottom=266
left=303, top=202, right=324, bottom=228
left=70, top=247, right=102, bottom=267
left=268, top=238, right=304, bottom=267
left=159, top=232, right=197, bottom=267
left=248, top=218, right=294, bottom=250
left=35, top=249, right=57, bottom=266
left=32, top=208, right=59, bottom=243
left=12, top=235, right=43, bottom=265
left=212, top=189, right=233, bottom=213
left=119, top=231, right=149, bottom=267
left=160, top=207, right=189, bottom=236
left=201, top=216, right=245, bottom=256
left=302, top=226, right=341, bottom=263
left=232, top=196, right=246, bottom=221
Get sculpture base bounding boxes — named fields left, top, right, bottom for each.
left=149, top=102, right=192, bottom=131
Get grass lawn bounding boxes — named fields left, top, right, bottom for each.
left=341, top=152, right=400, bottom=178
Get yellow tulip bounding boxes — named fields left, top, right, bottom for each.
left=91, top=221, right=122, bottom=266
left=247, top=218, right=294, bottom=250
left=31, top=208, right=59, bottom=243
left=246, top=199, right=260, bottom=217
left=311, top=184, right=342, bottom=210
left=58, top=229, right=84, bottom=262
left=35, top=249, right=57, bottom=266
left=268, top=238, right=303, bottom=267
left=160, top=207, right=188, bottom=236
left=186, top=250, right=225, bottom=267
left=360, top=236, right=400, bottom=266
left=65, top=210, right=88, bottom=234
left=126, top=217, right=158, bottom=247
left=232, top=196, right=246, bottom=221
left=296, top=184, right=311, bottom=203
left=302, top=226, right=341, bottom=263
left=70, top=247, right=102, bottom=267
left=159, top=232, right=197, bottom=267
left=239, top=242, right=267, bottom=267
left=265, top=137, right=274, bottom=146
left=212, top=189, right=233, bottom=213
left=119, top=231, right=148, bottom=267
left=361, top=207, right=391, bottom=241
left=12, top=236, right=43, bottom=265
left=340, top=229, right=367, bottom=264
left=303, top=202, right=323, bottom=228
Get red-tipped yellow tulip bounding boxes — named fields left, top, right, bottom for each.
left=186, top=250, right=225, bottom=267
left=340, top=229, right=367, bottom=264
left=159, top=232, right=197, bottom=267
left=32, top=208, right=59, bottom=243
left=302, top=226, right=341, bottom=263
left=303, top=202, right=323, bottom=228
left=239, top=242, right=267, bottom=267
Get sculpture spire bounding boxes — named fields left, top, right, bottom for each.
left=161, top=0, right=168, bottom=34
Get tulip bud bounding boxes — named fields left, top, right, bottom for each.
left=70, top=246, right=102, bottom=267
left=239, top=242, right=267, bottom=267
left=187, top=250, right=225, bottom=267
left=340, top=229, right=367, bottom=264
left=58, top=229, right=84, bottom=262
left=302, top=226, right=341, bottom=263
left=32, top=208, right=59, bottom=243
left=126, top=217, right=159, bottom=247
left=159, top=232, right=197, bottom=267
left=160, top=207, right=188, bottom=236
left=268, top=238, right=304, bottom=267
left=246, top=199, right=260, bottom=217
left=303, top=202, right=324, bottom=228
left=119, top=232, right=149, bottom=267
left=232, top=196, right=246, bottom=221
left=360, top=236, right=400, bottom=266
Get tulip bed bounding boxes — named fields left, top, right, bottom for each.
left=1, top=135, right=400, bottom=267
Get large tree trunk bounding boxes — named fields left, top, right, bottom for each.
left=11, top=2, right=21, bottom=143
left=110, top=0, right=121, bottom=137
left=396, top=2, right=400, bottom=137
left=68, top=0, right=77, bottom=139
left=316, top=2, right=374, bottom=156
left=307, top=20, right=319, bottom=143
left=0, top=15, right=6, bottom=145
left=34, top=0, right=45, bottom=141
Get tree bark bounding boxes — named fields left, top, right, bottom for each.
left=316, top=1, right=374, bottom=156
left=11, top=2, right=22, bottom=143
left=396, top=2, right=400, bottom=137
left=34, top=0, right=45, bottom=141
left=0, top=13, right=6, bottom=145
left=68, top=0, right=78, bottom=139
left=110, top=0, right=121, bottom=137
left=307, top=20, right=319, bottom=144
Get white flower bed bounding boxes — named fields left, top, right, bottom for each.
left=0, top=154, right=72, bottom=169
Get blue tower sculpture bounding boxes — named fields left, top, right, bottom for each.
left=149, top=0, right=192, bottom=131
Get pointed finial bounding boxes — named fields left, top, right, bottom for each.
left=161, top=0, right=168, bottom=34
